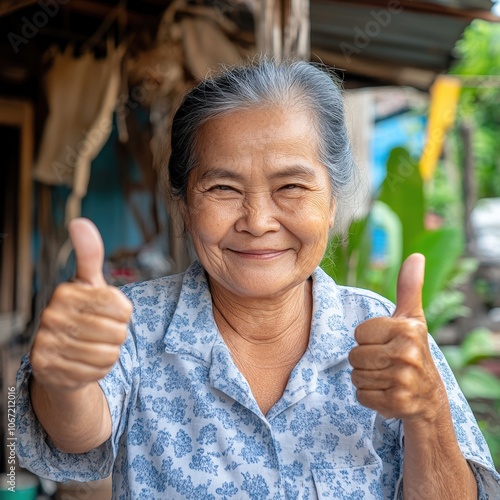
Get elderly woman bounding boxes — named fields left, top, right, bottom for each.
left=17, top=60, right=499, bottom=499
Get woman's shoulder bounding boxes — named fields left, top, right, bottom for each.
left=313, top=266, right=396, bottom=319
left=117, top=261, right=210, bottom=343
left=120, top=271, right=185, bottom=303
left=338, top=284, right=395, bottom=315
left=119, top=260, right=203, bottom=303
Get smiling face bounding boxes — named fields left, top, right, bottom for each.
left=183, top=106, right=335, bottom=300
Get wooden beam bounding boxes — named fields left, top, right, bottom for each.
left=69, top=0, right=158, bottom=26
left=0, top=0, right=158, bottom=26
left=312, top=48, right=436, bottom=88
left=0, top=0, right=38, bottom=17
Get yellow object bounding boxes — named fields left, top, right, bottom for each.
left=419, top=75, right=461, bottom=181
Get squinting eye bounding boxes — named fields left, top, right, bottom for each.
left=281, top=184, right=299, bottom=190
left=211, top=185, right=234, bottom=191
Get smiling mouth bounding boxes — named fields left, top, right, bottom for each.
left=229, top=249, right=288, bottom=260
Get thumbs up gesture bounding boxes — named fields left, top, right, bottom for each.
left=30, top=218, right=133, bottom=392
left=349, top=254, right=446, bottom=421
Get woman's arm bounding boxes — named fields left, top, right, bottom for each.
left=402, top=403, right=476, bottom=499
left=29, top=218, right=131, bottom=453
left=30, top=379, right=112, bottom=454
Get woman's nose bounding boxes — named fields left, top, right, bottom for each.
left=234, top=194, right=281, bottom=236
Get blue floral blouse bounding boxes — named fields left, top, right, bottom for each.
left=16, top=261, right=500, bottom=499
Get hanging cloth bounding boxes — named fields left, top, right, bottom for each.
left=33, top=41, right=126, bottom=222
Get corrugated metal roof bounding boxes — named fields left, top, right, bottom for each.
left=0, top=0, right=497, bottom=93
left=309, top=0, right=498, bottom=88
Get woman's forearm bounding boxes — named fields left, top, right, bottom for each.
left=402, top=404, right=477, bottom=500
left=30, top=377, right=112, bottom=454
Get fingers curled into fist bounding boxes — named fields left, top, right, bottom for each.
left=348, top=254, right=447, bottom=422
left=30, top=218, right=133, bottom=392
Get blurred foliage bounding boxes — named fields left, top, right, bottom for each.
left=323, top=22, right=500, bottom=464
left=450, top=20, right=500, bottom=199
left=447, top=21, right=500, bottom=469
left=442, top=328, right=500, bottom=470
left=321, top=147, right=476, bottom=334
left=424, top=158, right=462, bottom=224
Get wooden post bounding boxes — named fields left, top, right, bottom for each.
left=257, top=0, right=310, bottom=60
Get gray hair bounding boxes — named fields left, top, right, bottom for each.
left=166, top=59, right=358, bottom=228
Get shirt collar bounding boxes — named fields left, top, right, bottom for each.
left=163, top=260, right=354, bottom=371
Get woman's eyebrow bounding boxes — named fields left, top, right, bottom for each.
left=199, top=168, right=243, bottom=182
left=199, top=165, right=318, bottom=182
left=270, top=165, right=318, bottom=180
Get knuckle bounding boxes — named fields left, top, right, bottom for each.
left=354, top=319, right=373, bottom=342
left=31, top=341, right=58, bottom=372
left=39, top=342, right=59, bottom=361
left=397, top=366, right=415, bottom=388
left=30, top=349, right=47, bottom=371
left=353, top=325, right=363, bottom=344
left=63, top=322, right=81, bottom=339
left=96, top=366, right=114, bottom=380
left=389, top=389, right=409, bottom=409
left=51, top=283, right=72, bottom=303
left=398, top=319, right=426, bottom=342
left=117, top=307, right=132, bottom=324
left=109, top=322, right=128, bottom=345
left=117, top=325, right=128, bottom=344
left=355, top=388, right=366, bottom=405
left=374, top=349, right=390, bottom=368
left=39, top=307, right=58, bottom=328
left=398, top=344, right=422, bottom=365
left=101, top=345, right=122, bottom=366
left=348, top=348, right=358, bottom=366
left=123, top=297, right=133, bottom=318
left=96, top=287, right=114, bottom=306
left=104, top=323, right=128, bottom=345
left=398, top=325, right=418, bottom=342
left=80, top=298, right=97, bottom=315
left=112, top=344, right=122, bottom=359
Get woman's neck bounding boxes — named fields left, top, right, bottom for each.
left=210, top=278, right=313, bottom=368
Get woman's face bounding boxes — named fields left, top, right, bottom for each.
left=183, top=106, right=335, bottom=299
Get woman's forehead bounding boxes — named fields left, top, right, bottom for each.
left=194, top=106, right=321, bottom=161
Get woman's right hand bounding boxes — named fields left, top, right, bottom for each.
left=30, top=218, right=133, bottom=393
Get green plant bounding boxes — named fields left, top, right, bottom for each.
left=450, top=20, right=500, bottom=200
left=321, top=147, right=475, bottom=334
left=441, top=328, right=500, bottom=470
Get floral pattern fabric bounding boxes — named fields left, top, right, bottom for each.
left=16, top=261, right=500, bottom=499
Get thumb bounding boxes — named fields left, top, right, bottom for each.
left=69, top=218, right=106, bottom=287
left=393, top=253, right=426, bottom=321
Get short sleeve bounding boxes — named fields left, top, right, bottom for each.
left=15, top=329, right=139, bottom=483
left=422, top=337, right=499, bottom=497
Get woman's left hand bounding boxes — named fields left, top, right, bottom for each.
left=348, top=254, right=447, bottom=422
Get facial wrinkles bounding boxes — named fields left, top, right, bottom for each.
left=183, top=106, right=336, bottom=304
